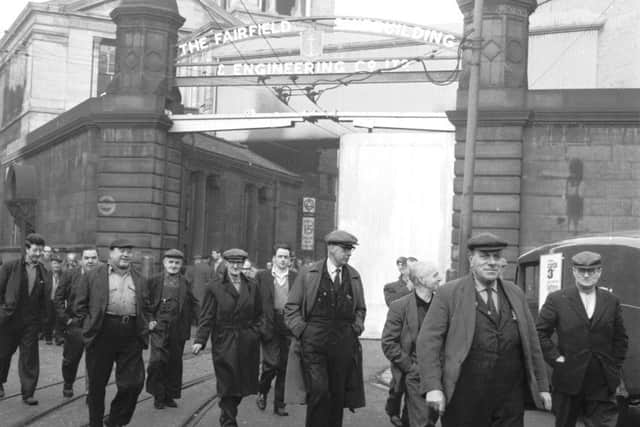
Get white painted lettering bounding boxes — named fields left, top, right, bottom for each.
left=255, top=63, right=266, bottom=74
left=223, top=31, right=233, bottom=44
left=178, top=43, right=188, bottom=56
left=188, top=40, right=200, bottom=54
left=238, top=27, right=248, bottom=40
left=243, top=63, right=254, bottom=74
left=412, top=27, right=424, bottom=40
left=428, top=31, right=443, bottom=45
left=233, top=63, right=242, bottom=74
left=281, top=20, right=292, bottom=33
left=294, top=62, right=303, bottom=74
left=304, top=62, right=314, bottom=74
left=199, top=37, right=209, bottom=50
left=335, top=61, right=345, bottom=73
left=217, top=64, right=225, bottom=75
left=213, top=33, right=223, bottom=45
left=320, top=62, right=333, bottom=73
left=284, top=62, right=293, bottom=74
left=443, top=34, right=457, bottom=48
left=355, top=60, right=366, bottom=72
left=248, top=25, right=257, bottom=37
left=367, top=60, right=377, bottom=71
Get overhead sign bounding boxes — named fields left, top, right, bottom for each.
left=301, top=217, right=315, bottom=251
left=97, top=195, right=116, bottom=216
left=178, top=16, right=460, bottom=58
left=539, top=253, right=563, bottom=310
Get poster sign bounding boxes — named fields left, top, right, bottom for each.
left=301, top=217, right=315, bottom=251
left=539, top=253, right=563, bottom=310
left=302, top=197, right=316, bottom=214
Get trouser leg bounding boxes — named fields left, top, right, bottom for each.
left=0, top=325, right=19, bottom=384
left=62, top=325, right=84, bottom=385
left=301, top=340, right=330, bottom=427
left=109, top=336, right=144, bottom=425
left=43, top=301, right=54, bottom=341
left=583, top=394, right=619, bottom=427
left=326, top=328, right=355, bottom=427
left=18, top=323, right=39, bottom=398
left=274, top=328, right=291, bottom=409
left=258, top=339, right=278, bottom=396
left=219, top=396, right=242, bottom=427
left=552, top=392, right=581, bottom=427
left=386, top=376, right=402, bottom=416
left=166, top=338, right=184, bottom=399
left=86, top=336, right=117, bottom=427
left=405, top=368, right=434, bottom=427
left=146, top=329, right=169, bottom=401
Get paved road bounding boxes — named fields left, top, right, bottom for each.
left=1, top=338, right=559, bottom=426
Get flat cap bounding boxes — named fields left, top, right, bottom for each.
left=109, top=238, right=134, bottom=249
left=396, top=256, right=408, bottom=266
left=571, top=251, right=602, bottom=269
left=223, top=248, right=248, bottom=262
left=467, top=232, right=508, bottom=252
left=325, top=230, right=358, bottom=248
left=163, top=249, right=184, bottom=259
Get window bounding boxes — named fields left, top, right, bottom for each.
left=96, top=39, right=116, bottom=95
left=276, top=0, right=296, bottom=15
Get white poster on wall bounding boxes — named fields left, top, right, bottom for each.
left=539, top=253, right=563, bottom=310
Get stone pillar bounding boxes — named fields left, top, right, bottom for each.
left=191, top=171, right=208, bottom=257
left=450, top=0, right=536, bottom=279
left=95, top=0, right=185, bottom=261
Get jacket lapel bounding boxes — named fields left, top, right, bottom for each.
left=222, top=275, right=240, bottom=300
left=305, top=261, right=323, bottom=314
left=460, top=275, right=476, bottom=353
left=564, top=286, right=590, bottom=324
left=589, top=288, right=607, bottom=327
left=407, top=292, right=419, bottom=340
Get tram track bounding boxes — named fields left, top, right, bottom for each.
left=7, top=349, right=212, bottom=427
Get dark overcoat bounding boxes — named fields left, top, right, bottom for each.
left=536, top=286, right=628, bottom=395
left=53, top=269, right=82, bottom=325
left=383, top=277, right=412, bottom=307
left=147, top=273, right=199, bottom=341
left=0, top=258, right=49, bottom=326
left=416, top=274, right=549, bottom=408
left=74, top=264, right=152, bottom=349
left=255, top=268, right=297, bottom=341
left=194, top=273, right=263, bottom=397
left=284, top=259, right=366, bottom=409
left=381, top=291, right=421, bottom=393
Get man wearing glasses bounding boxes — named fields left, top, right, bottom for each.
left=285, top=230, right=366, bottom=427
left=537, top=251, right=628, bottom=427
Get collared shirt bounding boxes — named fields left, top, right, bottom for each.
left=579, top=289, right=596, bottom=319
left=272, top=267, right=289, bottom=310
left=326, top=258, right=342, bottom=285
left=474, top=277, right=499, bottom=311
left=25, top=262, right=37, bottom=295
left=106, top=265, right=136, bottom=316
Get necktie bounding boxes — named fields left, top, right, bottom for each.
left=486, top=287, right=500, bottom=322
left=333, top=268, right=341, bottom=288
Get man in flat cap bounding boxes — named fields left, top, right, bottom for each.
left=192, top=248, right=263, bottom=427
left=537, top=251, right=628, bottom=427
left=75, top=239, right=152, bottom=427
left=285, top=229, right=367, bottom=427
left=417, top=232, right=552, bottom=427
left=0, top=233, right=50, bottom=404
left=146, top=249, right=199, bottom=409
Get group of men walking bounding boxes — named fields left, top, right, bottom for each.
left=381, top=232, right=629, bottom=427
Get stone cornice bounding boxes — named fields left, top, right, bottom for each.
left=447, top=110, right=533, bottom=127
left=530, top=111, right=640, bottom=125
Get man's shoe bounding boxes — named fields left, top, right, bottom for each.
left=0, top=383, right=4, bottom=398
left=256, top=393, right=266, bottom=410
left=154, top=399, right=165, bottom=409
left=274, top=406, right=289, bottom=416
left=63, top=384, right=73, bottom=398
left=23, top=396, right=39, bottom=405
left=103, top=416, right=121, bottom=427
left=389, top=415, right=404, bottom=427
left=164, top=398, right=178, bottom=408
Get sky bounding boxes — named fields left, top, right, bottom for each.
left=1, top=0, right=464, bottom=34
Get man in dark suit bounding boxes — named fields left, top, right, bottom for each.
left=537, top=251, right=628, bottom=427
left=43, top=255, right=64, bottom=345
left=382, top=261, right=442, bottom=427
left=0, top=233, right=49, bottom=404
left=256, top=243, right=297, bottom=416
left=285, top=230, right=367, bottom=427
left=54, top=247, right=99, bottom=397
left=75, top=239, right=152, bottom=427
left=192, top=248, right=263, bottom=427
left=417, top=232, right=552, bottom=427
left=382, top=256, right=413, bottom=426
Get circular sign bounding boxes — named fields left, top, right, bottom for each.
left=97, top=196, right=116, bottom=216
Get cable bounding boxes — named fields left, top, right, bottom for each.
left=530, top=0, right=617, bottom=87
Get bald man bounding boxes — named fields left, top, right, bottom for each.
left=382, top=262, right=442, bottom=427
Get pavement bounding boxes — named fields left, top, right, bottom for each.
left=0, top=337, right=560, bottom=426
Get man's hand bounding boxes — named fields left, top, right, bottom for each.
left=192, top=343, right=203, bottom=355
left=555, top=355, right=565, bottom=363
left=539, top=392, right=552, bottom=411
left=425, top=389, right=445, bottom=415
left=66, top=318, right=74, bottom=326
left=149, top=320, right=157, bottom=331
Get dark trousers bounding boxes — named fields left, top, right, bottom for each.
left=258, top=311, right=291, bottom=409
left=300, top=324, right=355, bottom=427
left=146, top=326, right=185, bottom=401
left=62, top=324, right=85, bottom=386
left=86, top=316, right=144, bottom=427
left=405, top=368, right=437, bottom=427
left=219, top=396, right=243, bottom=427
left=552, top=391, right=619, bottom=427
left=0, top=322, right=39, bottom=398
left=386, top=375, right=408, bottom=424
left=43, top=299, right=63, bottom=342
